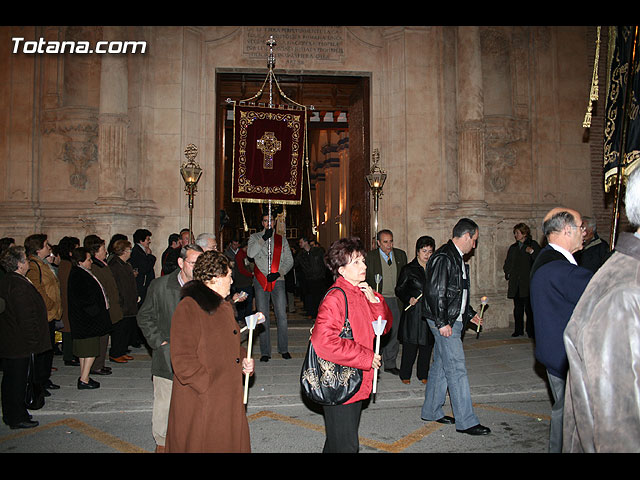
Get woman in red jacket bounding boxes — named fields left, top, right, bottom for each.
left=310, top=237, right=392, bottom=453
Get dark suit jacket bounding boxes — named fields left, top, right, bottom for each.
left=67, top=266, right=112, bottom=340
left=365, top=247, right=408, bottom=299
left=503, top=236, right=541, bottom=298
left=129, top=243, right=156, bottom=305
left=0, top=271, right=51, bottom=358
left=530, top=245, right=593, bottom=378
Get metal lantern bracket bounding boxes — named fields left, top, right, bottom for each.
left=181, top=143, right=203, bottom=243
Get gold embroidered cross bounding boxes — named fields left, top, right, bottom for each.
left=256, top=131, right=281, bottom=169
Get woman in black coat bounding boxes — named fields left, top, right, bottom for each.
left=0, top=246, right=50, bottom=429
left=503, top=223, right=541, bottom=338
left=67, top=247, right=112, bottom=389
left=395, top=236, right=436, bottom=384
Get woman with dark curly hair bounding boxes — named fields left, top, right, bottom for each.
left=310, top=236, right=392, bottom=453
left=165, top=249, right=255, bottom=453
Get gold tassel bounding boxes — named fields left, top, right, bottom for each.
left=240, top=202, right=248, bottom=231
left=584, top=26, right=602, bottom=128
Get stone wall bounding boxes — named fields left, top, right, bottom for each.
left=0, top=25, right=597, bottom=330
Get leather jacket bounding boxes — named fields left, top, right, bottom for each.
left=422, top=240, right=476, bottom=331
left=563, top=232, right=640, bottom=452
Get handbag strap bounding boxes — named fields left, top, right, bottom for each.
left=309, top=286, right=350, bottom=337
left=323, top=286, right=348, bottom=320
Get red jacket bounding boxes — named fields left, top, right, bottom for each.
left=310, top=276, right=392, bottom=404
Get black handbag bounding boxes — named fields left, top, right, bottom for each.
left=25, top=353, right=45, bottom=410
left=300, top=287, right=363, bottom=406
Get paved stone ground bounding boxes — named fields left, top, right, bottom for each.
left=0, top=299, right=554, bottom=454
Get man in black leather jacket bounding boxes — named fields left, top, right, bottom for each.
left=420, top=218, right=490, bottom=436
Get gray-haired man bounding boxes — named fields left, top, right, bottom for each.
left=137, top=244, right=203, bottom=452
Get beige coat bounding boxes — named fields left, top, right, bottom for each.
left=26, top=255, right=62, bottom=322
left=165, top=281, right=250, bottom=453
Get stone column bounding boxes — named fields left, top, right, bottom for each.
left=456, top=26, right=485, bottom=203
left=96, top=26, right=128, bottom=207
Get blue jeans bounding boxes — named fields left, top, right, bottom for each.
left=253, top=278, right=288, bottom=357
left=421, top=320, right=479, bottom=430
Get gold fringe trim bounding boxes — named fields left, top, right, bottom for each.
left=583, top=26, right=601, bottom=128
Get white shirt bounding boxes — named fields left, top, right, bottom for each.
left=453, top=243, right=467, bottom=322
left=548, top=243, right=577, bottom=265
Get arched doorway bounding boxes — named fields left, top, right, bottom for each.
left=214, top=72, right=371, bottom=250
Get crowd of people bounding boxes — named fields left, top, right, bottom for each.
left=1, top=166, right=638, bottom=452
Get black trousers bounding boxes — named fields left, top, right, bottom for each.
left=62, top=331, right=75, bottom=362
left=399, top=342, right=434, bottom=381
left=34, top=321, right=55, bottom=386
left=1, top=357, right=31, bottom=426
left=322, top=400, right=363, bottom=453
left=302, top=278, right=326, bottom=318
left=110, top=316, right=135, bottom=358
left=513, top=296, right=534, bottom=337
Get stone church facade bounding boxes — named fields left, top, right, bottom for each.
left=0, top=26, right=604, bottom=329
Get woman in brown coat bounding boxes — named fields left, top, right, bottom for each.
left=165, top=250, right=255, bottom=453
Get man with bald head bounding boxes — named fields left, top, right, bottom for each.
left=529, top=207, right=593, bottom=452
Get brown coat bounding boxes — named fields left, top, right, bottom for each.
left=58, top=259, right=72, bottom=332
left=90, top=257, right=122, bottom=324
left=165, top=280, right=250, bottom=453
left=26, top=255, right=62, bottom=322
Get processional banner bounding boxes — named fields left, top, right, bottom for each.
left=604, top=26, right=640, bottom=192
left=231, top=103, right=307, bottom=204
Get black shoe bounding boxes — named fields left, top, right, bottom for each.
left=90, top=368, right=113, bottom=376
left=45, top=381, right=60, bottom=390
left=10, top=420, right=39, bottom=430
left=384, top=367, right=400, bottom=375
left=281, top=352, right=291, bottom=359
left=457, top=424, right=491, bottom=435
left=436, top=416, right=455, bottom=424
left=260, top=356, right=270, bottom=362
left=511, top=332, right=523, bottom=337
left=43, top=389, right=51, bottom=397
left=77, top=378, right=100, bottom=390
left=64, top=360, right=80, bottom=366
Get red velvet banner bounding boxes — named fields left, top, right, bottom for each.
left=231, top=103, right=307, bottom=204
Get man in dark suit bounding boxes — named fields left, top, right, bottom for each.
left=129, top=229, right=156, bottom=308
left=530, top=207, right=593, bottom=453
left=365, top=229, right=407, bottom=375
left=573, top=216, right=611, bottom=273
left=161, top=233, right=181, bottom=276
